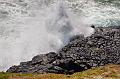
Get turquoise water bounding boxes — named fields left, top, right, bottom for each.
left=95, top=0, right=120, bottom=26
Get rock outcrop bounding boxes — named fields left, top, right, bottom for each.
left=7, top=26, right=120, bottom=74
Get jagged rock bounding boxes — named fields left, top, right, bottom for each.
left=7, top=26, right=120, bottom=74
left=31, top=52, right=58, bottom=65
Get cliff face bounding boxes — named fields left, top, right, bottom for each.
left=7, top=26, right=120, bottom=74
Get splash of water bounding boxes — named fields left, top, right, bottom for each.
left=0, top=0, right=120, bottom=71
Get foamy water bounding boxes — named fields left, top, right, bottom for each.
left=0, top=0, right=120, bottom=71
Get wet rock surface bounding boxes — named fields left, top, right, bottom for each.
left=7, top=26, right=120, bottom=74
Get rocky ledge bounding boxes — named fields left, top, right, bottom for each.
left=7, top=26, right=120, bottom=74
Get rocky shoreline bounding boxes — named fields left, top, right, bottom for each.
left=7, top=26, right=120, bottom=74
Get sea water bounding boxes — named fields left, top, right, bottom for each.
left=0, top=0, right=120, bottom=71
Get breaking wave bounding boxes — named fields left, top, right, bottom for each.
left=0, top=0, right=120, bottom=71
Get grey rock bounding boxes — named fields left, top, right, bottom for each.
left=7, top=26, right=120, bottom=74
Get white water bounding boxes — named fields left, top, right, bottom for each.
left=0, top=0, right=120, bottom=71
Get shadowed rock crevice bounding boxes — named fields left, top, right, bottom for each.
left=7, top=26, right=120, bottom=74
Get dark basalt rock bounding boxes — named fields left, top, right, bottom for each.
left=7, top=26, right=120, bottom=74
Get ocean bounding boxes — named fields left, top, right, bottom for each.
left=0, top=0, right=120, bottom=71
